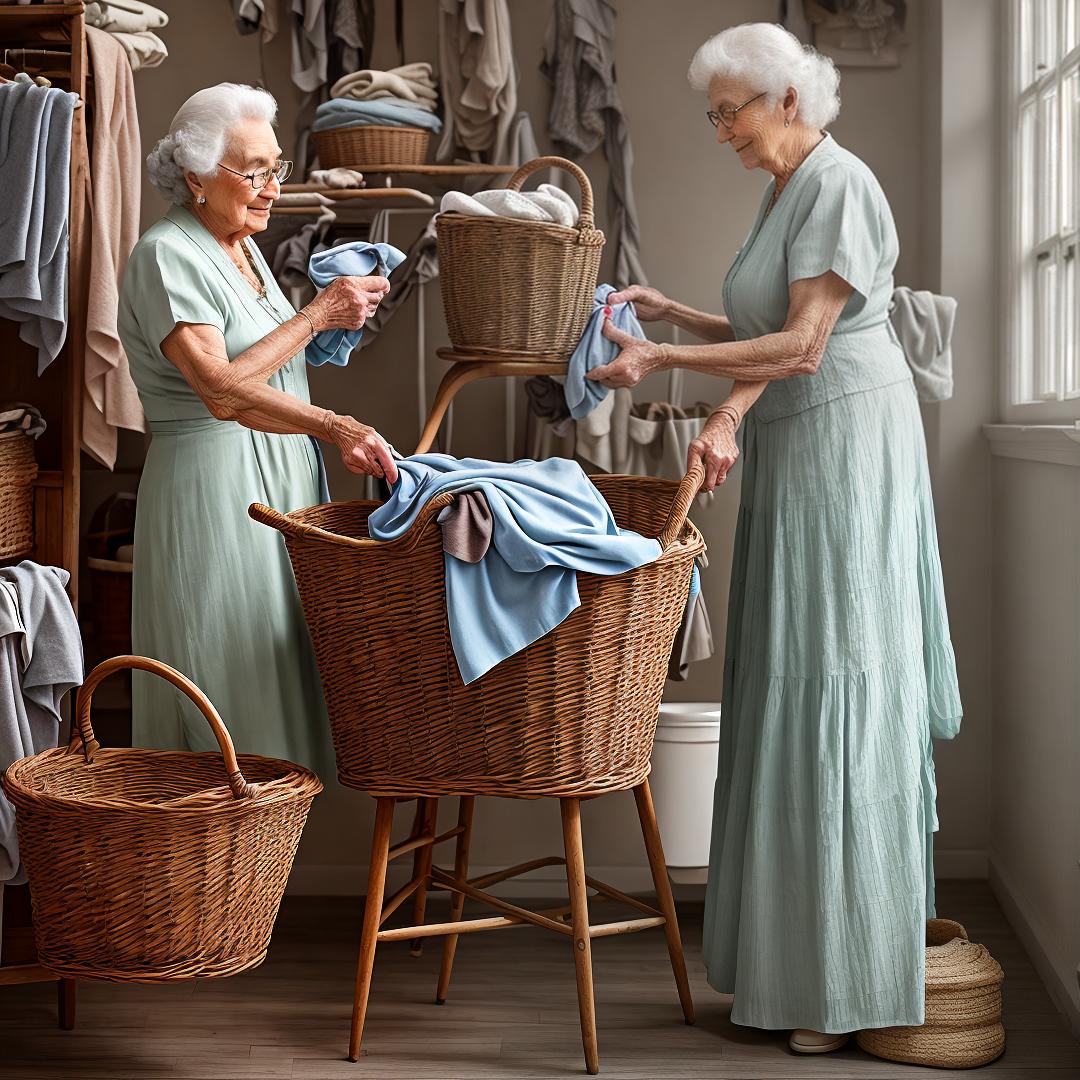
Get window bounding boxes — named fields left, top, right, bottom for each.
left=1006, top=0, right=1080, bottom=415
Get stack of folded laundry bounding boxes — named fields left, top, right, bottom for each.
left=315, top=62, right=442, bottom=134
left=85, top=0, right=168, bottom=72
left=439, top=184, right=579, bottom=226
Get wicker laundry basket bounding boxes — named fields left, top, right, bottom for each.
left=313, top=124, right=430, bottom=169
left=0, top=428, right=38, bottom=560
left=856, top=918, right=1006, bottom=1069
left=436, top=155, right=605, bottom=362
left=2, top=655, right=323, bottom=982
left=249, top=467, right=705, bottom=798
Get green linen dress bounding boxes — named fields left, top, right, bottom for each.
left=117, top=205, right=335, bottom=777
left=702, top=135, right=963, bottom=1033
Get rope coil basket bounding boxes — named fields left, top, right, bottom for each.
left=0, top=428, right=38, bottom=560
left=1, top=656, right=323, bottom=982
left=250, top=467, right=705, bottom=798
left=436, top=155, right=606, bottom=362
left=312, top=124, right=431, bottom=169
left=856, top=918, right=1006, bottom=1069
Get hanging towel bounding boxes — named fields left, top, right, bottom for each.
left=437, top=489, right=493, bottom=563
left=328, top=0, right=374, bottom=80
left=889, top=286, right=957, bottom=402
left=79, top=27, right=146, bottom=470
left=0, top=562, right=83, bottom=886
left=330, top=62, right=438, bottom=106
left=231, top=0, right=278, bottom=41
left=367, top=454, right=662, bottom=684
left=667, top=554, right=713, bottom=681
left=0, top=82, right=78, bottom=373
left=85, top=0, right=168, bottom=34
left=306, top=240, right=406, bottom=366
left=440, top=184, right=579, bottom=226
left=564, top=284, right=647, bottom=421
left=290, top=0, right=329, bottom=93
left=541, top=0, right=648, bottom=287
left=110, top=30, right=168, bottom=71
left=313, top=97, right=443, bottom=132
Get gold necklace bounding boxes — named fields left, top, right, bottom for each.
left=227, top=242, right=266, bottom=297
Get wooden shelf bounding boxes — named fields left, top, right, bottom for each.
left=319, top=164, right=517, bottom=176
left=279, top=186, right=435, bottom=206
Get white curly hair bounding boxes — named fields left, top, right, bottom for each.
left=688, top=23, right=841, bottom=130
left=146, top=83, right=279, bottom=206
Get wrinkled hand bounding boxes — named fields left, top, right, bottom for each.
left=327, top=413, right=398, bottom=483
left=606, top=284, right=671, bottom=322
left=586, top=320, right=665, bottom=388
left=306, top=275, right=391, bottom=332
left=688, top=411, right=740, bottom=492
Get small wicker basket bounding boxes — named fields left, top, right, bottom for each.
left=436, top=155, right=606, bottom=362
left=312, top=124, right=431, bottom=169
left=0, top=428, right=38, bottom=560
left=2, top=655, right=323, bottom=982
left=856, top=918, right=1006, bottom=1069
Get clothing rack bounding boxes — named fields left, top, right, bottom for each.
left=0, top=0, right=87, bottom=1027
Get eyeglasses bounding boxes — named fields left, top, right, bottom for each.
left=217, top=160, right=294, bottom=189
left=706, top=92, right=767, bottom=130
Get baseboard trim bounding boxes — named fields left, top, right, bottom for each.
left=989, top=855, right=1080, bottom=1038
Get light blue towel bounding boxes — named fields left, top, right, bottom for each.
left=306, top=240, right=407, bottom=366
left=313, top=98, right=443, bottom=133
left=564, top=284, right=647, bottom=420
left=367, top=454, right=663, bottom=684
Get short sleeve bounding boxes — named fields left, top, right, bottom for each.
left=128, top=237, right=228, bottom=351
left=785, top=165, right=882, bottom=300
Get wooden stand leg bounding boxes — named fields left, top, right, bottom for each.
left=561, top=797, right=599, bottom=1075
left=436, top=795, right=475, bottom=1004
left=57, top=978, right=75, bottom=1030
left=409, top=798, right=440, bottom=956
left=349, top=797, right=396, bottom=1062
left=633, top=780, right=695, bottom=1025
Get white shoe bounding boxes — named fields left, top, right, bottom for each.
left=788, top=1029, right=851, bottom=1054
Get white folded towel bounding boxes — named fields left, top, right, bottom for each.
left=86, top=0, right=168, bottom=34
left=307, top=168, right=366, bottom=188
left=111, top=30, right=168, bottom=72
left=440, top=184, right=580, bottom=227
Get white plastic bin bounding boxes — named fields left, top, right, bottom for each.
left=650, top=702, right=722, bottom=885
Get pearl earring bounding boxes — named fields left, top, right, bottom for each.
left=197, top=195, right=206, bottom=205
left=784, top=118, right=790, bottom=127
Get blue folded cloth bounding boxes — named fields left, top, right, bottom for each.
left=313, top=98, right=443, bottom=133
left=367, top=455, right=663, bottom=684
left=564, top=284, right=648, bottom=420
left=306, top=241, right=407, bottom=366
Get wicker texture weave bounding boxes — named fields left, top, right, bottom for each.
left=2, top=656, right=322, bottom=982
left=250, top=469, right=705, bottom=799
left=312, top=125, right=430, bottom=169
left=436, top=156, right=605, bottom=362
left=0, top=428, right=38, bottom=560
left=856, top=918, right=1006, bottom=1069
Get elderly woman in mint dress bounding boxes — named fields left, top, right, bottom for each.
left=118, top=83, right=398, bottom=776
left=591, top=24, right=963, bottom=1054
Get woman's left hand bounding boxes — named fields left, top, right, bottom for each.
left=687, top=411, right=740, bottom=492
left=327, top=413, right=398, bottom=483
left=586, top=320, right=665, bottom=388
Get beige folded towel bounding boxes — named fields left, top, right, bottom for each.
left=111, top=30, right=168, bottom=72
left=307, top=167, right=366, bottom=188
left=331, top=62, right=438, bottom=106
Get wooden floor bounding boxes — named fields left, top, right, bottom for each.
left=0, top=880, right=1076, bottom=1079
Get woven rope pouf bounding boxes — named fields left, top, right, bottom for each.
left=856, top=919, right=1005, bottom=1069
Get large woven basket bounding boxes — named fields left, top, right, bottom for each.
left=0, top=428, right=38, bottom=560
left=312, top=124, right=430, bottom=169
left=856, top=918, right=1006, bottom=1069
left=436, top=156, right=605, bottom=362
left=250, top=467, right=705, bottom=798
left=2, top=656, right=323, bottom=982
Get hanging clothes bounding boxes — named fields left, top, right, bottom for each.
left=290, top=0, right=329, bottom=93
left=889, top=286, right=957, bottom=402
left=79, top=27, right=146, bottom=470
left=0, top=81, right=78, bottom=373
left=328, top=0, right=374, bottom=85
left=541, top=0, right=648, bottom=287
left=231, top=0, right=278, bottom=40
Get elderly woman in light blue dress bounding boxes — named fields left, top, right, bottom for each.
left=118, top=84, right=398, bottom=776
left=591, top=24, right=963, bottom=1054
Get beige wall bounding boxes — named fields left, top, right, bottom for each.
left=125, top=1, right=993, bottom=894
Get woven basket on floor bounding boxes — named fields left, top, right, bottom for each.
left=312, top=124, right=430, bottom=169
left=0, top=428, right=38, bottom=560
left=856, top=918, right=1005, bottom=1069
left=2, top=655, right=323, bottom=982
left=250, top=467, right=704, bottom=798
left=436, top=155, right=605, bottom=362
left=87, top=555, right=133, bottom=659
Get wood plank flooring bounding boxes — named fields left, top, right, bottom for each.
left=0, top=881, right=1076, bottom=1079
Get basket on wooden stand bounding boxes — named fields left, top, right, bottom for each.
left=312, top=124, right=430, bottom=169
left=436, top=155, right=606, bottom=362
left=0, top=428, right=38, bottom=560
left=2, top=655, right=323, bottom=982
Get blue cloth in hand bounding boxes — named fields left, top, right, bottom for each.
left=564, top=284, right=648, bottom=420
left=306, top=240, right=407, bottom=366
left=314, top=98, right=443, bottom=133
left=367, top=454, right=663, bottom=684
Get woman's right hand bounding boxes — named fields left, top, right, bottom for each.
left=606, top=284, right=671, bottom=322
left=306, top=276, right=391, bottom=331
left=687, top=410, right=740, bottom=492
left=325, top=412, right=398, bottom=483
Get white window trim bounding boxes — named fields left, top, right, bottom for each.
left=1000, top=0, right=1080, bottom=425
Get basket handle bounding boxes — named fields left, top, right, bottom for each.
left=658, top=463, right=705, bottom=551
left=69, top=655, right=254, bottom=800
left=506, top=155, right=595, bottom=231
